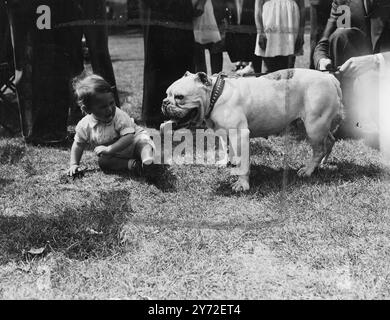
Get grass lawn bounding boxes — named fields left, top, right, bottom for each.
left=1, top=32, right=390, bottom=299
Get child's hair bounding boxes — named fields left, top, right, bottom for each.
left=72, top=73, right=113, bottom=114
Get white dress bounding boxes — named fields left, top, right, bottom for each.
left=255, top=0, right=300, bottom=57
left=192, top=0, right=221, bottom=44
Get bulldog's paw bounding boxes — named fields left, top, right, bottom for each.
left=230, top=156, right=241, bottom=167
left=216, top=159, right=228, bottom=168
left=231, top=176, right=250, bottom=192
left=297, top=165, right=315, bottom=178
left=230, top=167, right=247, bottom=176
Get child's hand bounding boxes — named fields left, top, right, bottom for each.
left=68, top=165, right=80, bottom=176
left=258, top=33, right=267, bottom=51
left=94, top=146, right=111, bottom=156
left=193, top=0, right=206, bottom=17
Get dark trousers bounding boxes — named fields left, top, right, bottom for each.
left=194, top=43, right=223, bottom=75
left=252, top=55, right=296, bottom=74
left=310, top=1, right=333, bottom=69
left=68, top=0, right=119, bottom=124
left=142, top=26, right=194, bottom=127
left=328, top=28, right=374, bottom=139
left=5, top=0, right=117, bottom=143
left=263, top=56, right=296, bottom=73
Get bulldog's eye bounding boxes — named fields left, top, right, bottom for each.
left=175, top=95, right=184, bottom=100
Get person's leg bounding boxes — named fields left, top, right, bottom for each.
left=262, top=58, right=274, bottom=73
left=252, top=55, right=262, bottom=73
left=142, top=26, right=194, bottom=128
left=82, top=0, right=119, bottom=106
left=194, top=43, right=207, bottom=73
left=287, top=55, right=296, bottom=68
left=309, top=0, right=333, bottom=69
left=136, top=140, right=155, bottom=166
left=263, top=56, right=291, bottom=73
left=210, top=52, right=223, bottom=74
left=5, top=0, right=35, bottom=141
left=98, top=155, right=131, bottom=171
left=142, top=25, right=166, bottom=127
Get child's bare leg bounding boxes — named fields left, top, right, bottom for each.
left=98, top=155, right=130, bottom=171
left=136, top=141, right=154, bottom=166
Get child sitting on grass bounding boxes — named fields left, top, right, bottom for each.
left=67, top=74, right=155, bottom=177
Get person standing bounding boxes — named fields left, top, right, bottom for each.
left=225, top=0, right=258, bottom=73
left=140, top=0, right=195, bottom=128
left=314, top=0, right=390, bottom=139
left=0, top=0, right=13, bottom=65
left=193, top=0, right=225, bottom=74
left=5, top=0, right=78, bottom=144
left=314, top=0, right=390, bottom=71
left=254, top=0, right=305, bottom=73
left=4, top=0, right=118, bottom=144
left=68, top=0, right=120, bottom=124
left=309, top=0, right=333, bottom=69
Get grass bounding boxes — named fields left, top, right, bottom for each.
left=1, top=32, right=390, bottom=299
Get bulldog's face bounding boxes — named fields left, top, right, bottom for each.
left=162, top=72, right=212, bottom=128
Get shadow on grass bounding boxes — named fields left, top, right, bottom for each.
left=111, top=164, right=178, bottom=192
left=0, top=140, right=26, bottom=165
left=0, top=178, right=15, bottom=189
left=0, top=190, right=133, bottom=265
left=215, top=161, right=387, bottom=197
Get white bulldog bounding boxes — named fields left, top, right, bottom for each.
left=162, top=69, right=344, bottom=191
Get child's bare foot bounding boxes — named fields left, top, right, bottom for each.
left=140, top=144, right=154, bottom=166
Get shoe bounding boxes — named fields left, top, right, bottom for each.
left=236, top=64, right=255, bottom=76
left=233, top=61, right=248, bottom=72
left=128, top=159, right=143, bottom=176
left=142, top=156, right=154, bottom=166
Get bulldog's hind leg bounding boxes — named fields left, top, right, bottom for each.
left=320, top=132, right=336, bottom=165
left=321, top=113, right=343, bottom=165
left=298, top=120, right=331, bottom=177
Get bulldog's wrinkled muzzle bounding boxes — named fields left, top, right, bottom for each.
left=161, top=99, right=170, bottom=116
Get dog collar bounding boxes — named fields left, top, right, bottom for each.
left=206, top=73, right=227, bottom=119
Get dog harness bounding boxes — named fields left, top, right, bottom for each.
left=206, top=73, right=227, bottom=119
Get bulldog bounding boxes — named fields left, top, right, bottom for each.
left=161, top=69, right=344, bottom=191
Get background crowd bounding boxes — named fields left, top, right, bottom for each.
left=1, top=0, right=389, bottom=146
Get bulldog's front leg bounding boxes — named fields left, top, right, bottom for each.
left=229, top=128, right=250, bottom=192
left=215, top=134, right=229, bottom=168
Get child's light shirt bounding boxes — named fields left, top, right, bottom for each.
left=74, top=107, right=145, bottom=157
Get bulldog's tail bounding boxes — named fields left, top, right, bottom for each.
left=330, top=75, right=345, bottom=135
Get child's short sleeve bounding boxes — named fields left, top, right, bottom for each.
left=115, top=109, right=136, bottom=136
left=74, top=120, right=90, bottom=144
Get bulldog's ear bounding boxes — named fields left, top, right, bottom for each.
left=196, top=72, right=212, bottom=86
left=184, top=71, right=191, bottom=77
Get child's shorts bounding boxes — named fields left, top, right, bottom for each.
left=114, top=129, right=156, bottom=160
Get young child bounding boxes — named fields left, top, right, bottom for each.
left=67, top=74, right=155, bottom=176
left=254, top=0, right=305, bottom=73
